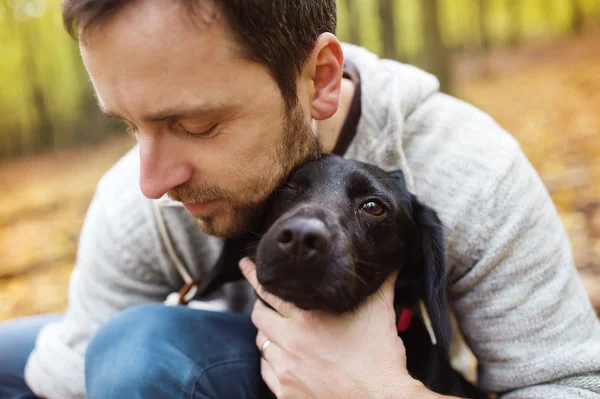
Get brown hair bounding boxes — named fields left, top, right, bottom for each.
left=63, top=0, right=337, bottom=109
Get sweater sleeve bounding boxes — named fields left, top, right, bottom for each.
left=23, top=172, right=173, bottom=398
left=450, top=150, right=600, bottom=398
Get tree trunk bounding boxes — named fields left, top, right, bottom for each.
left=345, top=0, right=361, bottom=46
left=10, top=128, right=24, bottom=159
left=378, top=0, right=400, bottom=60
left=572, top=0, right=585, bottom=33
left=32, top=85, right=54, bottom=151
left=509, top=0, right=520, bottom=47
left=419, top=0, right=452, bottom=93
left=478, top=0, right=490, bottom=50
left=21, top=23, right=54, bottom=152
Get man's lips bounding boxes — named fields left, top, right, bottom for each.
left=183, top=200, right=217, bottom=215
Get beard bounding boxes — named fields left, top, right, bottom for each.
left=168, top=103, right=321, bottom=237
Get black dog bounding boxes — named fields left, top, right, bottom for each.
left=195, top=154, right=487, bottom=399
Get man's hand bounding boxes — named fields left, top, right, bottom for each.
left=239, top=257, right=453, bottom=399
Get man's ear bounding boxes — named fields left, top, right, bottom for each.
left=408, top=194, right=452, bottom=354
left=302, top=32, right=344, bottom=121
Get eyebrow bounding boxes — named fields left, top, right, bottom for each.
left=100, top=104, right=228, bottom=123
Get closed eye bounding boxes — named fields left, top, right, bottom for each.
left=176, top=122, right=219, bottom=139
left=122, top=122, right=219, bottom=139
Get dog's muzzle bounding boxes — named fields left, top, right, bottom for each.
left=274, top=217, right=332, bottom=262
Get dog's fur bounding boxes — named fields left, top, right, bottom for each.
left=195, top=154, right=487, bottom=398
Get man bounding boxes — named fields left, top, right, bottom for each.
left=1, top=0, right=599, bottom=398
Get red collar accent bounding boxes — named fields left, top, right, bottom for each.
left=397, top=307, right=413, bottom=332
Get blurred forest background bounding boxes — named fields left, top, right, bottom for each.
left=1, top=0, right=600, bottom=325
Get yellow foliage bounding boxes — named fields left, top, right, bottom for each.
left=0, top=0, right=89, bottom=156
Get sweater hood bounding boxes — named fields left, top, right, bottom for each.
left=341, top=43, right=440, bottom=190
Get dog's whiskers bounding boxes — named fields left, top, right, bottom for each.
left=240, top=229, right=262, bottom=238
left=354, top=258, right=389, bottom=274
left=355, top=258, right=385, bottom=267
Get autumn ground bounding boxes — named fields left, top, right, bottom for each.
left=1, top=30, right=599, bottom=322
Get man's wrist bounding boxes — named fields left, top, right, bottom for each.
left=372, top=373, right=422, bottom=399
left=379, top=376, right=464, bottom=399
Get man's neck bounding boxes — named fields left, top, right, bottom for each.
left=314, top=77, right=356, bottom=153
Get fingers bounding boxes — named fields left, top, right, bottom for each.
left=256, top=330, right=280, bottom=363
left=349, top=271, right=398, bottom=331
left=239, top=257, right=298, bottom=318
left=251, top=299, right=287, bottom=346
left=256, top=330, right=283, bottom=396
left=261, top=358, right=281, bottom=397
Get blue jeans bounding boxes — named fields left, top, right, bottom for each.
left=1, top=305, right=268, bottom=399
left=86, top=304, right=267, bottom=398
left=0, top=313, right=62, bottom=399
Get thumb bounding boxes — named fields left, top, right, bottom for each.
left=239, top=257, right=297, bottom=318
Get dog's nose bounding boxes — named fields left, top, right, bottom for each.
left=276, top=218, right=332, bottom=261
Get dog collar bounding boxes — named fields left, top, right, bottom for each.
left=397, top=307, right=413, bottom=332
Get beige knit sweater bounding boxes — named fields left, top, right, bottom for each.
left=25, top=43, right=600, bottom=398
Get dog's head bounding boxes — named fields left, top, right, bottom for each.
left=253, top=154, right=450, bottom=350
left=198, top=154, right=451, bottom=352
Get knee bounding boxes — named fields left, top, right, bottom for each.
left=87, top=304, right=180, bottom=354
left=85, top=304, right=261, bottom=398
left=86, top=303, right=256, bottom=361
left=85, top=304, right=183, bottom=397
left=86, top=304, right=163, bottom=356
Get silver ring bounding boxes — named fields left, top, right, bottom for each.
left=260, top=339, right=272, bottom=358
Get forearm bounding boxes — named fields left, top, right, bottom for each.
left=449, top=151, right=600, bottom=395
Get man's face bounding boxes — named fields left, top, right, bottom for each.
left=80, top=1, right=320, bottom=237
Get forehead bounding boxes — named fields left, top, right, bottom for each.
left=78, top=1, right=270, bottom=119
left=80, top=1, right=235, bottom=74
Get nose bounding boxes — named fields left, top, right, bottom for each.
left=276, top=218, right=332, bottom=261
left=138, top=136, right=193, bottom=199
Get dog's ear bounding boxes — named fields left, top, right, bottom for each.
left=387, top=170, right=451, bottom=353
left=409, top=194, right=452, bottom=354
left=388, top=170, right=406, bottom=188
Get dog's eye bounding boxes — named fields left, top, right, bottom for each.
left=283, top=182, right=300, bottom=191
left=361, top=200, right=385, bottom=216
